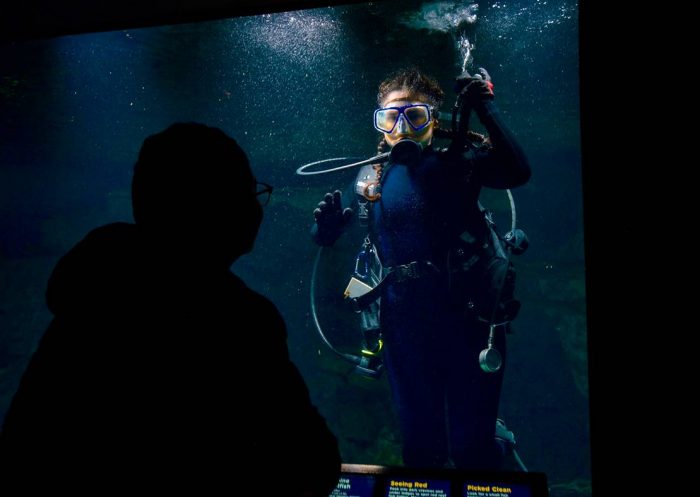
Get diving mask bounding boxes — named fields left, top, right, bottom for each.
left=374, top=103, right=433, bottom=134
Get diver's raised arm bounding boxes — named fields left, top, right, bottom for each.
left=474, top=101, right=531, bottom=188
left=460, top=69, right=531, bottom=189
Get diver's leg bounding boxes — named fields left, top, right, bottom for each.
left=382, top=297, right=449, bottom=468
left=445, top=320, right=506, bottom=470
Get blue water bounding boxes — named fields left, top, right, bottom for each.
left=0, top=1, right=587, bottom=494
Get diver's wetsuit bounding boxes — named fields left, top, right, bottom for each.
left=314, top=99, right=530, bottom=469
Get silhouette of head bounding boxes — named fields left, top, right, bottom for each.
left=132, top=122, right=263, bottom=267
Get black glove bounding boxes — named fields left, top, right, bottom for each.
left=454, top=67, right=495, bottom=106
left=311, top=190, right=353, bottom=246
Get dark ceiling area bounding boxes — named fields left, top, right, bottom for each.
left=1, top=0, right=366, bottom=42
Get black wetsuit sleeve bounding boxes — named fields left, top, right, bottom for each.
left=472, top=100, right=531, bottom=189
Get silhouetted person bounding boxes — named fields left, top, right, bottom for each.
left=0, top=122, right=341, bottom=495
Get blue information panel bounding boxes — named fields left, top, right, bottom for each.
left=330, top=474, right=377, bottom=497
left=385, top=478, right=451, bottom=496
left=463, top=481, right=532, bottom=497
left=332, top=465, right=547, bottom=497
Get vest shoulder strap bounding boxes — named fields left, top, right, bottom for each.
left=354, top=164, right=378, bottom=227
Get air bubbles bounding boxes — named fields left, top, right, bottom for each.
left=398, top=1, right=479, bottom=33
left=243, top=10, right=342, bottom=68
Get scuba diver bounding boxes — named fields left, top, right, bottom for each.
left=308, top=67, right=531, bottom=470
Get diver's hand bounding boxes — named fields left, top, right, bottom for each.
left=455, top=67, right=495, bottom=105
left=312, top=190, right=353, bottom=246
left=475, top=67, right=492, bottom=84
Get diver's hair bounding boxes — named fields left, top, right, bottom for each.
left=377, top=67, right=445, bottom=109
left=377, top=137, right=390, bottom=154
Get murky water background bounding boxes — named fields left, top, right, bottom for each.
left=0, top=1, right=587, bottom=494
